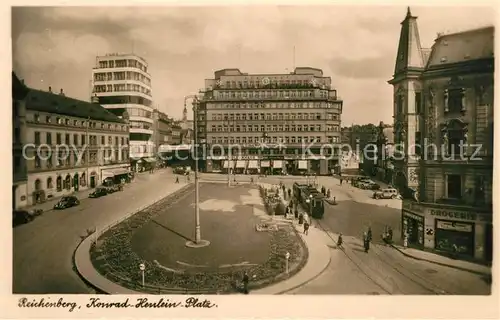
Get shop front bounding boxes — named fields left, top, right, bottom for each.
left=402, top=209, right=425, bottom=248
left=271, top=160, right=284, bottom=175
left=234, top=160, right=247, bottom=174
left=141, top=157, right=157, bottom=172
left=402, top=201, right=493, bottom=260
left=222, top=160, right=235, bottom=174
left=297, top=159, right=308, bottom=174
left=247, top=160, right=259, bottom=174
left=260, top=160, right=270, bottom=175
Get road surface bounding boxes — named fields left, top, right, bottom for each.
left=13, top=170, right=186, bottom=294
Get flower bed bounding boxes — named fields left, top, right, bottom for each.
left=90, top=191, right=307, bottom=294
left=260, top=185, right=286, bottom=216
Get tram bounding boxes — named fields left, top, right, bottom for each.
left=292, top=183, right=325, bottom=219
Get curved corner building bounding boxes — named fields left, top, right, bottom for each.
left=91, top=53, right=156, bottom=172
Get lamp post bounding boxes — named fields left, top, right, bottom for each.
left=224, top=119, right=234, bottom=187
left=185, top=95, right=210, bottom=248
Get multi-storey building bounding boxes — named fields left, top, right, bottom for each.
left=12, top=72, right=29, bottom=209
left=152, top=109, right=173, bottom=150
left=198, top=67, right=343, bottom=175
left=390, top=8, right=494, bottom=262
left=14, top=75, right=130, bottom=207
left=91, top=53, right=156, bottom=172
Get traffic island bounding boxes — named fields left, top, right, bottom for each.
left=89, top=183, right=307, bottom=294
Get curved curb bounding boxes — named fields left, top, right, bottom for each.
left=390, top=244, right=491, bottom=276
left=73, top=184, right=194, bottom=294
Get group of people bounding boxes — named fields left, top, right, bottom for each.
left=320, top=186, right=331, bottom=199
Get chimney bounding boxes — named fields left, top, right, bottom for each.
left=49, top=86, right=52, bottom=93
left=59, top=88, right=65, bottom=96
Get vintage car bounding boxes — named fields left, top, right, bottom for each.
left=373, top=188, right=400, bottom=199
left=89, top=187, right=108, bottom=198
left=53, top=195, right=80, bottom=210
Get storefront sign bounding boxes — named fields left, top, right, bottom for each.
left=436, top=220, right=473, bottom=233
left=429, top=209, right=477, bottom=221
left=403, top=210, right=424, bottom=223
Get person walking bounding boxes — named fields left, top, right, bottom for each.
left=340, top=178, right=343, bottom=185
left=303, top=219, right=310, bottom=235
left=326, top=189, right=331, bottom=199
left=287, top=188, right=292, bottom=199
left=363, top=231, right=370, bottom=253
left=367, top=227, right=373, bottom=243
left=175, top=176, right=179, bottom=184
left=337, top=233, right=343, bottom=249
left=242, top=271, right=249, bottom=294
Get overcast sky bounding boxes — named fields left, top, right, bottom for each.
left=12, top=5, right=495, bottom=125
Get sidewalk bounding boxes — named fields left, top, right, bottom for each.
left=251, top=222, right=331, bottom=294
left=391, top=244, right=491, bottom=276
left=22, top=188, right=95, bottom=213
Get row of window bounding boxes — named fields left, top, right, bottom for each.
left=209, top=124, right=340, bottom=132
left=97, top=95, right=153, bottom=108
left=93, top=84, right=152, bottom=96
left=32, top=149, right=129, bottom=169
left=217, top=78, right=326, bottom=89
left=129, top=121, right=153, bottom=130
left=206, top=101, right=341, bottom=110
left=128, top=108, right=153, bottom=118
left=211, top=90, right=335, bottom=100
left=34, top=174, right=88, bottom=193
left=32, top=114, right=127, bottom=132
left=33, top=131, right=129, bottom=146
left=209, top=136, right=340, bottom=144
left=94, top=71, right=152, bottom=86
left=98, top=59, right=148, bottom=73
left=396, top=88, right=470, bottom=116
left=209, top=112, right=340, bottom=121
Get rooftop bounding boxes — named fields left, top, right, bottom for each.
left=427, top=26, right=494, bottom=67
left=16, top=77, right=126, bottom=124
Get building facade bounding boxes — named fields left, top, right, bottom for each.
left=152, top=109, right=173, bottom=150
left=12, top=73, right=29, bottom=209
left=198, top=67, right=343, bottom=175
left=390, top=8, right=494, bottom=262
left=14, top=77, right=130, bottom=207
left=91, top=53, right=156, bottom=172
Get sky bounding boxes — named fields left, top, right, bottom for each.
left=12, top=5, right=495, bottom=125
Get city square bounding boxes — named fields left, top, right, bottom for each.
left=9, top=5, right=496, bottom=318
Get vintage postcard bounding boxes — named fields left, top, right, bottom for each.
left=3, top=1, right=499, bottom=319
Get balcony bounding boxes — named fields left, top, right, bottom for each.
left=93, top=66, right=150, bottom=76
left=95, top=90, right=152, bottom=100
left=129, top=115, right=154, bottom=124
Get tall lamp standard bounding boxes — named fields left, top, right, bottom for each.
left=185, top=95, right=210, bottom=248
left=223, top=118, right=235, bottom=187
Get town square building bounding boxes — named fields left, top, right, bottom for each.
left=389, top=8, right=493, bottom=262
left=13, top=73, right=130, bottom=208
left=197, top=67, right=343, bottom=175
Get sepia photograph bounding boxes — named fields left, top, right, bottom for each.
left=7, top=2, right=498, bottom=317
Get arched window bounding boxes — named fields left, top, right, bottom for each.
left=47, top=177, right=53, bottom=189
left=65, top=174, right=71, bottom=190
left=80, top=173, right=87, bottom=186
left=34, top=179, right=42, bottom=191
left=56, top=176, right=62, bottom=191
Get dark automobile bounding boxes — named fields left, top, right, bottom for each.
left=173, top=166, right=187, bottom=175
left=13, top=210, right=34, bottom=227
left=89, top=187, right=108, bottom=198
left=53, top=195, right=80, bottom=210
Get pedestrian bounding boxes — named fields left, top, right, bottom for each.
left=340, top=178, right=343, bottom=185
left=337, top=233, right=343, bottom=249
left=388, top=227, right=393, bottom=242
left=326, top=189, right=331, bottom=199
left=287, top=188, right=292, bottom=199
left=363, top=232, right=370, bottom=252
left=303, top=219, right=310, bottom=235
left=367, top=227, right=373, bottom=243
left=294, top=207, right=299, bottom=219
left=175, top=176, right=179, bottom=184
left=242, top=271, right=249, bottom=294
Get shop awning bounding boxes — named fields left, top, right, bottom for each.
left=236, top=160, right=246, bottom=168
left=260, top=160, right=270, bottom=167
left=142, top=157, right=157, bottom=163
left=113, top=168, right=130, bottom=175
left=101, top=168, right=130, bottom=178
left=298, top=160, right=308, bottom=170
left=248, top=160, right=259, bottom=169
left=223, top=160, right=235, bottom=168
left=272, top=160, right=283, bottom=168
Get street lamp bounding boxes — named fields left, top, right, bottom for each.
left=185, top=95, right=210, bottom=248
left=224, top=118, right=234, bottom=187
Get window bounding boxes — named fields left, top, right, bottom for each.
left=46, top=116, right=51, bottom=123
left=56, top=176, right=62, bottom=191
left=415, top=92, right=422, bottom=114
left=397, top=95, right=404, bottom=115
left=56, top=133, right=61, bottom=144
left=101, top=136, right=105, bottom=144
left=474, top=176, right=485, bottom=203
left=445, top=88, right=465, bottom=113
left=34, top=132, right=41, bottom=144
left=446, top=174, right=462, bottom=199
left=46, top=133, right=52, bottom=145
left=65, top=134, right=70, bottom=144
left=47, top=177, right=53, bottom=189
left=34, top=114, right=40, bottom=122
left=73, top=134, right=78, bottom=145
left=34, top=154, right=41, bottom=168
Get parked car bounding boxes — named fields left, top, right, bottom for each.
left=13, top=210, right=34, bottom=227
left=373, top=188, right=400, bottom=199
left=89, top=187, right=108, bottom=198
left=357, top=179, right=380, bottom=190
left=53, top=196, right=80, bottom=210
left=173, top=166, right=187, bottom=175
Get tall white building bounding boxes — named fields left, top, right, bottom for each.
left=91, top=53, right=156, bottom=172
